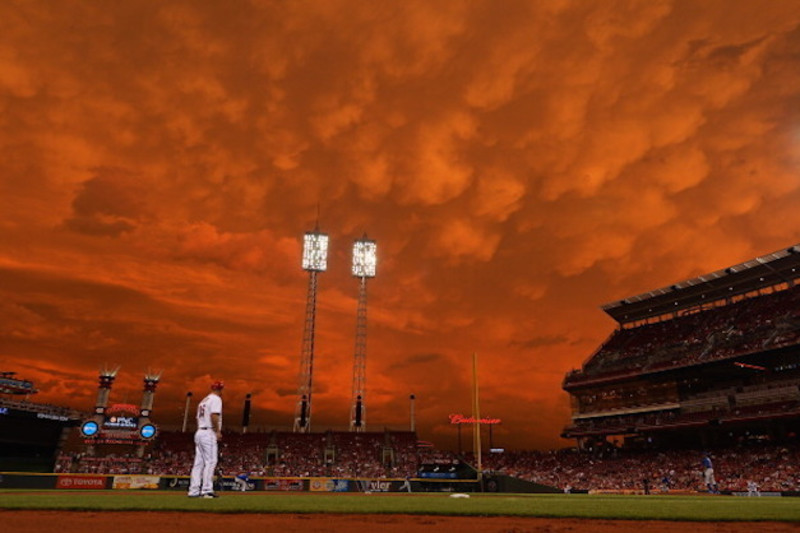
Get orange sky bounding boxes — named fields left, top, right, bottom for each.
left=2, top=0, right=800, bottom=451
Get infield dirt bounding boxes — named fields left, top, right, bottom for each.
left=2, top=511, right=799, bottom=533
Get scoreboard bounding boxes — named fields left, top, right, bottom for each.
left=80, top=403, right=157, bottom=444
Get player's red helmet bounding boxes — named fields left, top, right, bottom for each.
left=211, top=380, right=225, bottom=391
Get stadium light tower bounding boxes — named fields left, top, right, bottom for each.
left=95, top=365, right=120, bottom=419
left=293, top=226, right=329, bottom=433
left=350, top=235, right=376, bottom=432
left=137, top=370, right=162, bottom=457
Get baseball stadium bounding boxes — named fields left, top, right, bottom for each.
left=7, top=0, right=800, bottom=533
left=4, top=3, right=800, bottom=531
left=4, top=244, right=800, bottom=531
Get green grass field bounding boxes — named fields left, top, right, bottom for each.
left=1, top=491, right=799, bottom=522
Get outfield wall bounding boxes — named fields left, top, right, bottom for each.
left=5, top=473, right=800, bottom=496
left=0, top=472, right=486, bottom=493
left=483, top=474, right=562, bottom=494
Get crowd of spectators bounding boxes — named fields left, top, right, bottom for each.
left=564, top=399, right=800, bottom=438
left=567, top=285, right=800, bottom=385
left=55, top=453, right=146, bottom=474
left=56, top=430, right=431, bottom=479
left=475, top=440, right=800, bottom=493
left=53, top=429, right=800, bottom=494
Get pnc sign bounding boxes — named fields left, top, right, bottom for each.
left=103, top=415, right=138, bottom=429
left=449, top=414, right=502, bottom=425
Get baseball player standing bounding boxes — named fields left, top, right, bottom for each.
left=188, top=381, right=224, bottom=498
left=701, top=452, right=719, bottom=494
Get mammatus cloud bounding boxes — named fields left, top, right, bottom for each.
left=1, top=0, right=800, bottom=450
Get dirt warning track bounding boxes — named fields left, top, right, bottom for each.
left=2, top=511, right=799, bottom=533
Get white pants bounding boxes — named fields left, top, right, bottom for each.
left=189, top=429, right=218, bottom=496
left=703, top=468, right=715, bottom=486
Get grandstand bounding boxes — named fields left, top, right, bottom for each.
left=55, top=429, right=463, bottom=480
left=0, top=396, right=84, bottom=472
left=562, top=245, right=800, bottom=451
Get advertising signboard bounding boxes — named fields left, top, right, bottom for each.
left=56, top=475, right=108, bottom=490
left=112, top=475, right=160, bottom=490
left=264, top=478, right=305, bottom=491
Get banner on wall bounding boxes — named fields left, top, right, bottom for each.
left=56, top=475, right=107, bottom=490
left=309, top=478, right=349, bottom=492
left=112, top=475, right=160, bottom=489
left=264, top=478, right=304, bottom=491
left=160, top=476, right=190, bottom=490
left=355, top=479, right=402, bottom=493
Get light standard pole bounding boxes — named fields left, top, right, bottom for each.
left=350, top=235, right=376, bottom=432
left=182, top=391, right=193, bottom=433
left=242, top=393, right=252, bottom=434
left=410, top=394, right=416, bottom=432
left=294, top=227, right=328, bottom=433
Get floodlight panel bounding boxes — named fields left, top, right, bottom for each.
left=302, top=232, right=328, bottom=271
left=352, top=240, right=377, bottom=278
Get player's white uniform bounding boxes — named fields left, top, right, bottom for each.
left=188, top=392, right=222, bottom=497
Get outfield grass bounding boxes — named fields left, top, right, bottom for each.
left=1, top=491, right=799, bottom=522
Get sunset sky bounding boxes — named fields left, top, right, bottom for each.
left=2, top=0, right=800, bottom=451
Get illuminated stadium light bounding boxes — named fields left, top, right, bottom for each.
left=350, top=234, right=376, bottom=432
left=295, top=225, right=328, bottom=432
left=302, top=231, right=329, bottom=272
left=352, top=237, right=377, bottom=278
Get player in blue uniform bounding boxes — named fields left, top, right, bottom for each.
left=234, top=472, right=251, bottom=491
left=701, top=452, right=719, bottom=494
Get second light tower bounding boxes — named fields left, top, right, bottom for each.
left=350, top=234, right=377, bottom=432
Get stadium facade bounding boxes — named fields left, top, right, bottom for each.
left=562, top=245, right=800, bottom=450
left=0, top=397, right=83, bottom=471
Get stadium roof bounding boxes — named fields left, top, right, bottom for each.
left=602, top=244, right=800, bottom=325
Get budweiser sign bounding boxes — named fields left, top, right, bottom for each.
left=449, top=414, right=501, bottom=425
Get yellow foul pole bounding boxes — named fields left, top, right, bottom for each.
left=472, top=352, right=482, bottom=479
